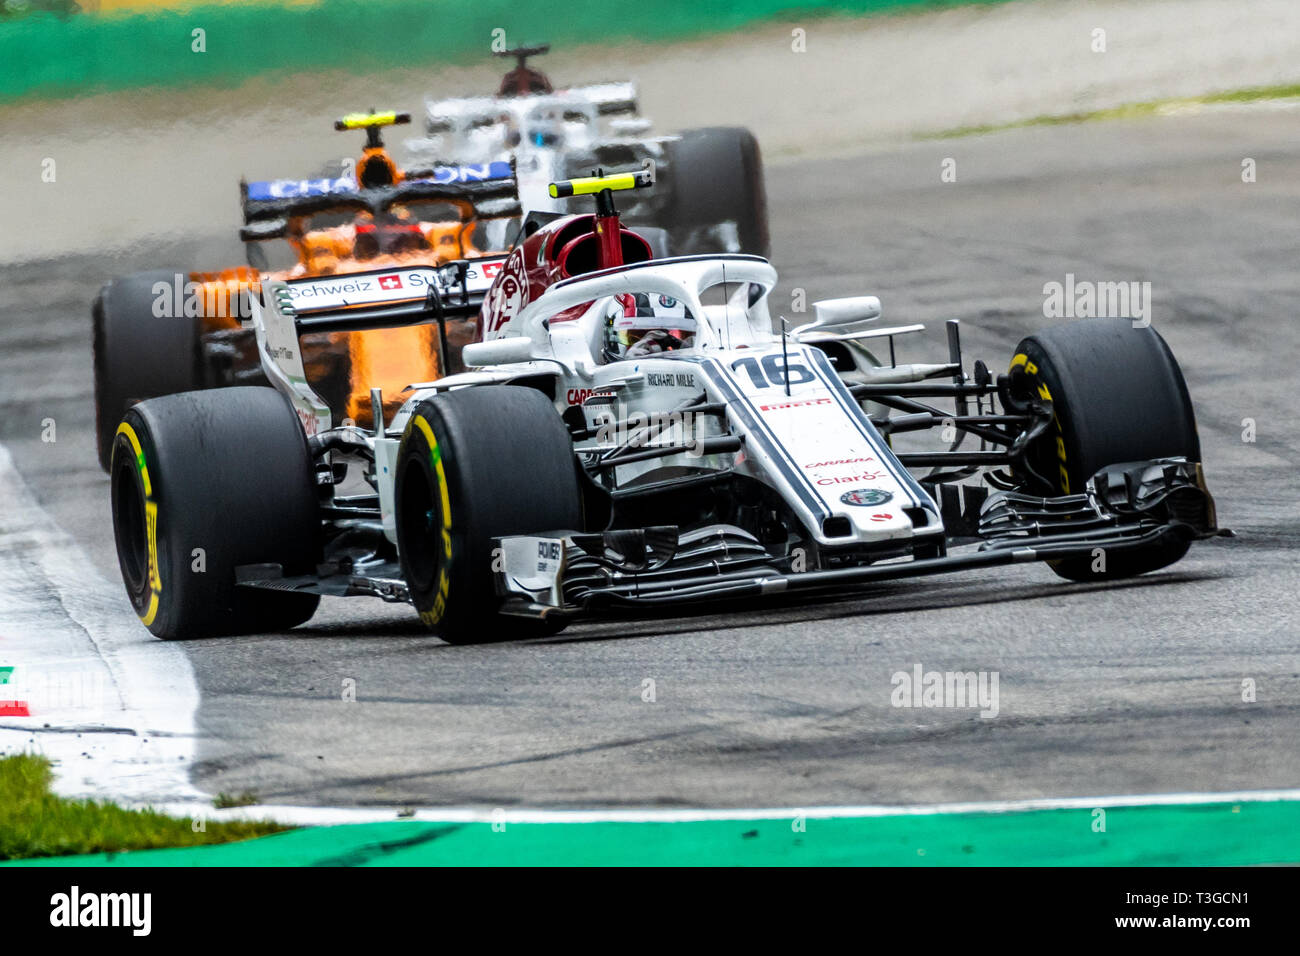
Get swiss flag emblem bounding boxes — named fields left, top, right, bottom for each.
left=378, top=274, right=402, bottom=290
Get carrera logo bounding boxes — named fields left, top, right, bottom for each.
left=806, top=457, right=876, bottom=469
left=566, top=388, right=613, bottom=406
left=758, top=397, right=832, bottom=411
left=378, top=274, right=402, bottom=290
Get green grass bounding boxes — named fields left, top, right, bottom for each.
left=0, top=753, right=287, bottom=861
left=0, top=0, right=1017, bottom=102
left=928, top=82, right=1300, bottom=139
left=213, top=790, right=261, bottom=809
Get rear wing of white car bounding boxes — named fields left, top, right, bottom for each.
left=558, top=81, right=639, bottom=116
left=422, top=82, right=638, bottom=129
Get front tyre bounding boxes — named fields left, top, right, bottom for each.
left=110, top=387, right=321, bottom=639
left=395, top=386, right=582, bottom=644
left=1010, top=317, right=1201, bottom=581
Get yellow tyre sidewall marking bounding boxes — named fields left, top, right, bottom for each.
left=409, top=414, right=453, bottom=626
left=1011, top=352, right=1070, bottom=494
left=115, top=422, right=162, bottom=627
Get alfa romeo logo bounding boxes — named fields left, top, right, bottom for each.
left=487, top=248, right=529, bottom=333
left=840, top=488, right=892, bottom=507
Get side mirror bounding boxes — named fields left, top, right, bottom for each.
left=609, top=117, right=652, bottom=137
left=793, top=296, right=881, bottom=338
left=816, top=296, right=881, bottom=327
left=462, top=336, right=535, bottom=367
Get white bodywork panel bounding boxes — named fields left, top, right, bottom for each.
left=249, top=252, right=946, bottom=556
left=250, top=280, right=332, bottom=438
left=387, top=256, right=944, bottom=551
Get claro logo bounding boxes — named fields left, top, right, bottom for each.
left=815, top=470, right=885, bottom=486
left=50, top=886, right=151, bottom=936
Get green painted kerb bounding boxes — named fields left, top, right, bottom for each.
left=0, top=0, right=1014, bottom=103
left=8, top=798, right=1299, bottom=866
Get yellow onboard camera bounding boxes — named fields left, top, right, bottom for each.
left=548, top=167, right=654, bottom=199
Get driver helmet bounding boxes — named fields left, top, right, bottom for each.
left=604, top=293, right=696, bottom=360
left=522, top=107, right=564, bottom=148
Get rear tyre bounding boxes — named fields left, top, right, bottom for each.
left=110, top=387, right=321, bottom=639
left=1010, top=318, right=1201, bottom=581
left=665, top=127, right=770, bottom=258
left=395, top=386, right=582, bottom=644
left=93, top=270, right=204, bottom=471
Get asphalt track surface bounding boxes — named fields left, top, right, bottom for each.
left=1, top=108, right=1297, bottom=809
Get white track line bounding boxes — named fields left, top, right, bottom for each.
left=143, top=787, right=1300, bottom=827
left=0, top=442, right=202, bottom=803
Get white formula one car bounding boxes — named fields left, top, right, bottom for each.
left=108, top=172, right=1221, bottom=642
left=403, top=44, right=769, bottom=258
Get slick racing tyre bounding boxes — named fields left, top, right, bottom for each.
left=110, top=387, right=321, bottom=639
left=1010, top=317, right=1201, bottom=582
left=93, top=270, right=204, bottom=471
left=395, top=386, right=582, bottom=644
left=665, top=127, right=770, bottom=259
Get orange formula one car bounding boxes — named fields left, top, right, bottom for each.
left=91, top=111, right=520, bottom=469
